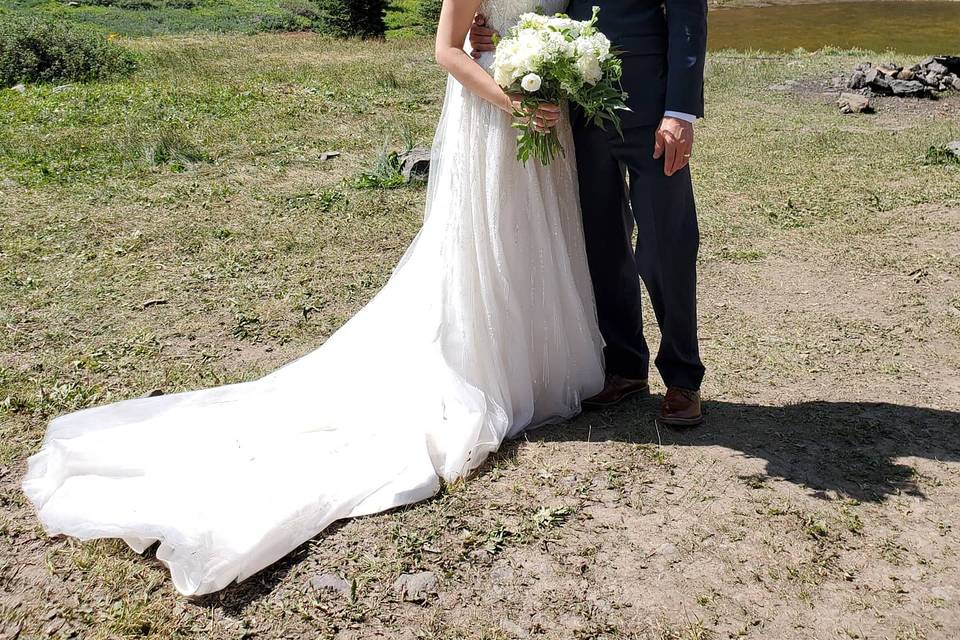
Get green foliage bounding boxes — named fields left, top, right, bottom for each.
left=0, top=0, right=306, bottom=37
left=0, top=15, right=137, bottom=87
left=313, top=0, right=388, bottom=38
left=72, top=0, right=199, bottom=9
left=924, top=145, right=960, bottom=166
left=353, top=148, right=406, bottom=189
left=415, top=0, right=442, bottom=32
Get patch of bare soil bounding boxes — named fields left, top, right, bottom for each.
left=2, top=207, right=959, bottom=639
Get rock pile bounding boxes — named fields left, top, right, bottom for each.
left=847, top=55, right=960, bottom=98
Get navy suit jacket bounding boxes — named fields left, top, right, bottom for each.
left=567, top=0, right=707, bottom=128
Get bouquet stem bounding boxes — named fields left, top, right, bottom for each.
left=512, top=103, right=566, bottom=166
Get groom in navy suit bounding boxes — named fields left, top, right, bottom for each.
left=471, top=0, right=708, bottom=426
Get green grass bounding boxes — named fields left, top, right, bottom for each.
left=0, top=0, right=431, bottom=36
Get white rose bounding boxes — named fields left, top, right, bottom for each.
left=521, top=73, right=542, bottom=92
left=577, top=56, right=602, bottom=85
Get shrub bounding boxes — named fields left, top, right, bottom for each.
left=280, top=0, right=322, bottom=22
left=0, top=16, right=137, bottom=87
left=313, top=0, right=388, bottom=38
left=256, top=11, right=313, bottom=32
left=417, top=0, right=443, bottom=32
left=74, top=0, right=198, bottom=8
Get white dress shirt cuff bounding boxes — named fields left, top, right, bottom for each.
left=663, top=111, right=698, bottom=123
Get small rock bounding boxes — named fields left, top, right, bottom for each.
left=946, top=141, right=960, bottom=159
left=308, top=573, right=351, bottom=596
left=847, top=70, right=866, bottom=90
left=400, top=147, right=431, bottom=182
left=927, top=61, right=950, bottom=76
left=11, top=84, right=26, bottom=94
left=890, top=79, right=930, bottom=97
left=139, top=389, right=165, bottom=398
left=895, top=68, right=915, bottom=81
left=877, top=63, right=900, bottom=76
left=952, top=76, right=960, bottom=91
left=392, top=571, right=437, bottom=602
left=837, top=92, right=872, bottom=114
left=490, top=564, right=514, bottom=583
left=499, top=619, right=529, bottom=638
left=319, top=150, right=341, bottom=161
left=934, top=55, right=960, bottom=74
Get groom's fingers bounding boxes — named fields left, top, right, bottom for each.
left=660, top=131, right=678, bottom=175
left=653, top=129, right=664, bottom=160
left=674, top=139, right=692, bottom=173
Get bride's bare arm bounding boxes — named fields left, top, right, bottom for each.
left=434, top=0, right=559, bottom=128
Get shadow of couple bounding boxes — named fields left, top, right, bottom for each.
left=527, top=396, right=960, bottom=503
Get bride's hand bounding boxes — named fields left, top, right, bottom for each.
left=509, top=96, right=561, bottom=133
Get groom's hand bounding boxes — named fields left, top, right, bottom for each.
left=469, top=14, right=497, bottom=59
left=653, top=116, right=694, bottom=177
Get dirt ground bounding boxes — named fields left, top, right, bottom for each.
left=4, top=202, right=959, bottom=639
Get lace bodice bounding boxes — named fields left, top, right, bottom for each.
left=479, top=0, right=569, bottom=35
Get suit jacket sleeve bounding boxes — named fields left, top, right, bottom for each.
left=664, top=0, right=707, bottom=118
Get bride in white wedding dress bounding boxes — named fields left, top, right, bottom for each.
left=22, top=0, right=602, bottom=596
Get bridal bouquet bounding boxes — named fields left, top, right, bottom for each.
left=492, top=6, right=629, bottom=165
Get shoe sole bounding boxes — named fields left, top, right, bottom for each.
left=655, top=415, right=704, bottom=428
left=582, top=386, right=650, bottom=410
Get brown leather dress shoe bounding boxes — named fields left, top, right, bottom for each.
left=582, top=375, right=650, bottom=409
left=657, top=387, right=703, bottom=427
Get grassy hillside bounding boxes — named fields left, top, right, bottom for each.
left=1, top=0, right=433, bottom=36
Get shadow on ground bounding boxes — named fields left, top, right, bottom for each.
left=531, top=397, right=960, bottom=503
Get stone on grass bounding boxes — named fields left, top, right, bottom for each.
left=309, top=573, right=351, bottom=596
left=838, top=92, right=872, bottom=114
left=946, top=141, right=960, bottom=159
left=400, top=147, right=431, bottom=182
left=392, top=571, right=437, bottom=602
left=12, top=84, right=26, bottom=94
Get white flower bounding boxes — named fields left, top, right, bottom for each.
left=577, top=55, right=603, bottom=85
left=521, top=73, right=542, bottom=92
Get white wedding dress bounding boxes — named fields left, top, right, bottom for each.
left=22, top=0, right=602, bottom=596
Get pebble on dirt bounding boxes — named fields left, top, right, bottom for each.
left=308, top=573, right=352, bottom=596
left=392, top=571, right=437, bottom=602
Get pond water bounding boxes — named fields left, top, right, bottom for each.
left=708, top=1, right=960, bottom=55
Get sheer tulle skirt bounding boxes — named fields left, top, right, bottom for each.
left=22, top=76, right=605, bottom=596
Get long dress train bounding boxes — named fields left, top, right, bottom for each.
left=22, top=0, right=602, bottom=596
